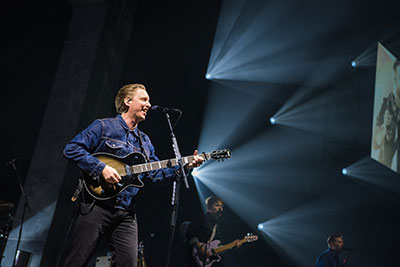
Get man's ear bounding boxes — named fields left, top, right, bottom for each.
left=124, top=97, right=131, bottom=106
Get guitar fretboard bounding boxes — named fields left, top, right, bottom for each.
left=213, top=239, right=247, bottom=255
left=130, top=153, right=210, bottom=174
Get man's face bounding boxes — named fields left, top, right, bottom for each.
left=330, top=237, right=344, bottom=251
left=208, top=201, right=223, bottom=219
left=127, top=89, right=151, bottom=123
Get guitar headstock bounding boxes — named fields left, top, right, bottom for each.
left=209, top=149, right=231, bottom=161
left=244, top=233, right=258, bottom=243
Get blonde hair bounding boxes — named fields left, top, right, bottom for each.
left=115, top=83, right=146, bottom=113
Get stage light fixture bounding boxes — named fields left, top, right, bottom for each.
left=342, top=168, right=348, bottom=175
left=205, top=73, right=211, bottom=79
left=192, top=168, right=199, bottom=178
left=257, top=223, right=264, bottom=230
left=351, top=60, right=357, bottom=69
left=269, top=117, right=276, bottom=125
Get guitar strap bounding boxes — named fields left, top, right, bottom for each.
left=208, top=224, right=217, bottom=242
left=137, top=128, right=150, bottom=163
left=71, top=175, right=84, bottom=202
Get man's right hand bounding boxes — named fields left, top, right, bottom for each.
left=196, top=242, right=211, bottom=258
left=101, top=165, right=121, bottom=184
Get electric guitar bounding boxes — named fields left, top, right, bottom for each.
left=82, top=149, right=231, bottom=200
left=193, top=234, right=258, bottom=267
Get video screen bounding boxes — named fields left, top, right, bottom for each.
left=371, top=43, right=400, bottom=173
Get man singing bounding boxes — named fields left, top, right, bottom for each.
left=62, top=83, right=204, bottom=267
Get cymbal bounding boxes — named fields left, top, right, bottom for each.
left=0, top=201, right=14, bottom=213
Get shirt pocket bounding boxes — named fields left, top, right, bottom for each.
left=104, top=140, right=125, bottom=156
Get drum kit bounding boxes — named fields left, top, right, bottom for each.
left=0, top=201, right=14, bottom=263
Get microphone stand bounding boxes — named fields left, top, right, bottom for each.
left=9, top=159, right=31, bottom=267
left=163, top=111, right=189, bottom=267
left=138, top=233, right=155, bottom=267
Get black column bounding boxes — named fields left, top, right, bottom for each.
left=2, top=1, right=137, bottom=266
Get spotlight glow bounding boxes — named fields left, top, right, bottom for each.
left=258, top=223, right=264, bottom=230
left=205, top=73, right=211, bottom=79
left=342, top=168, right=348, bottom=175
left=191, top=167, right=200, bottom=178
left=341, top=156, right=400, bottom=193
left=270, top=117, right=276, bottom=125
left=351, top=60, right=357, bottom=68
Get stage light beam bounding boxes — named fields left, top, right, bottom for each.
left=191, top=167, right=200, bottom=178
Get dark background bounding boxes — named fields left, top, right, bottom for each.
left=2, top=1, right=269, bottom=266
left=2, top=0, right=400, bottom=266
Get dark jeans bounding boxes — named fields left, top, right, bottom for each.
left=63, top=202, right=138, bottom=267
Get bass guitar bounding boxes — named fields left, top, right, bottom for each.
left=193, top=234, right=258, bottom=267
left=82, top=149, right=231, bottom=200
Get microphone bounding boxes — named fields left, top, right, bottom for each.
left=5, top=157, right=17, bottom=167
left=151, top=105, right=181, bottom=113
left=343, top=247, right=354, bottom=252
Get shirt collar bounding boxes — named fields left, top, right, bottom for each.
left=116, top=114, right=139, bottom=136
left=328, top=248, right=338, bottom=256
left=206, top=212, right=219, bottom=224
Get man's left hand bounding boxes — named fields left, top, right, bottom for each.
left=234, top=239, right=241, bottom=248
left=186, top=150, right=204, bottom=169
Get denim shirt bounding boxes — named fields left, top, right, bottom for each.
left=63, top=114, right=179, bottom=210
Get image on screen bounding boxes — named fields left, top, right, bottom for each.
left=371, top=43, right=400, bottom=173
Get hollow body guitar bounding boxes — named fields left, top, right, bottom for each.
left=82, top=149, right=231, bottom=200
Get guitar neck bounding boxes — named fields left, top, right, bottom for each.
left=131, top=153, right=210, bottom=174
left=213, top=238, right=247, bottom=255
